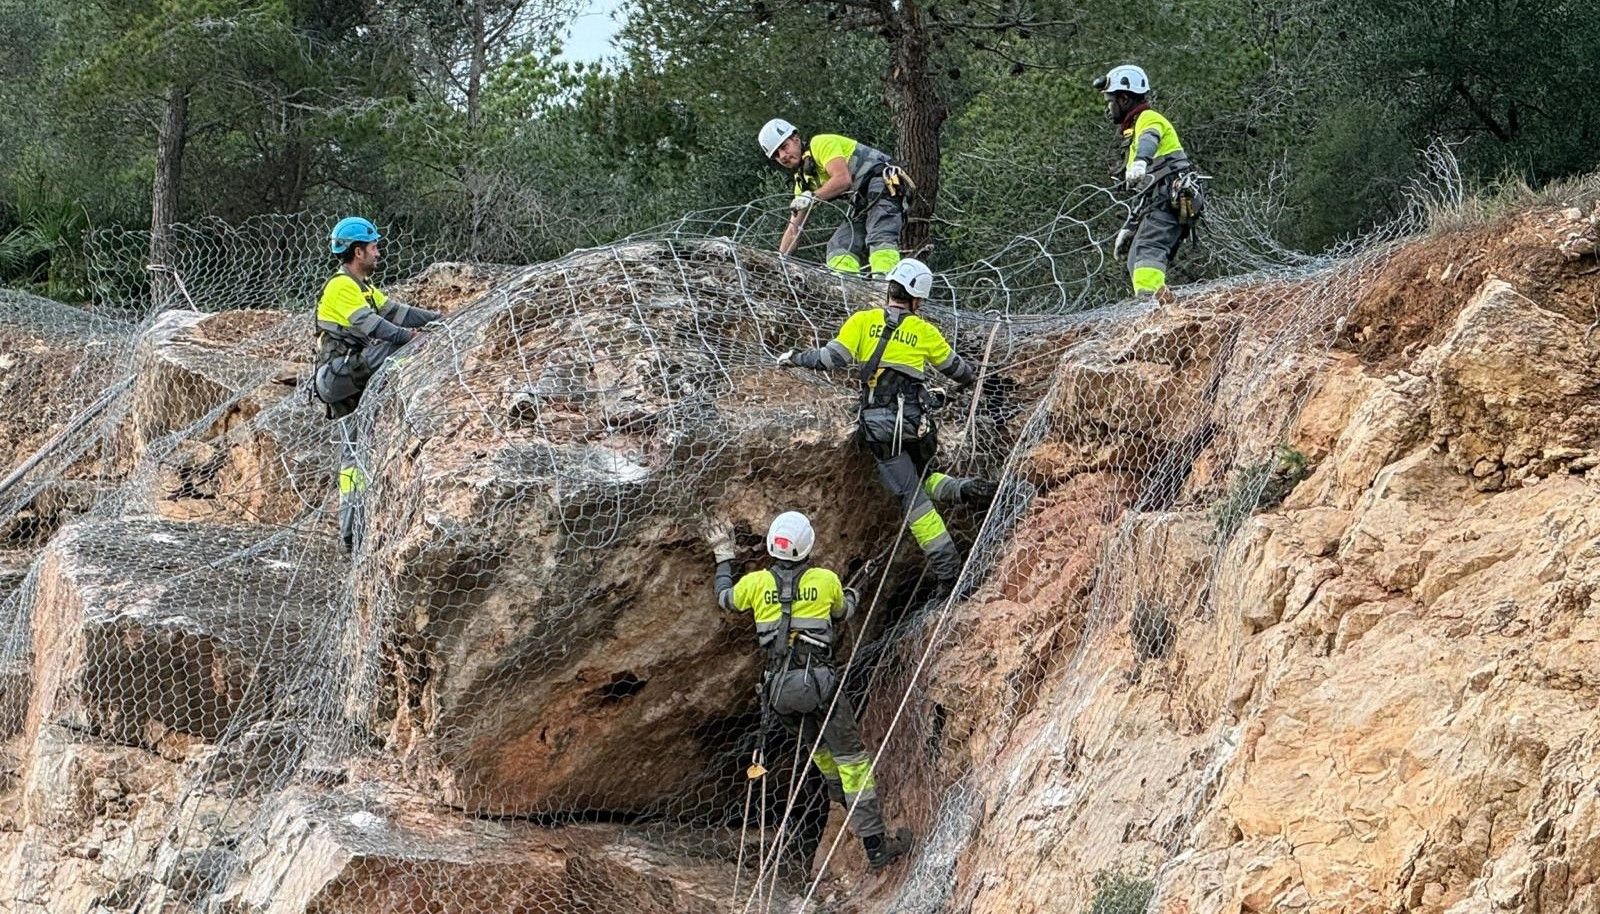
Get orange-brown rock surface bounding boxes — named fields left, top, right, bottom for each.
left=853, top=202, right=1600, bottom=914
left=6, top=200, right=1600, bottom=914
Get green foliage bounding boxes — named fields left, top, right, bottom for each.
left=2, top=0, right=1599, bottom=300
left=0, top=176, right=90, bottom=299
left=1087, top=867, right=1155, bottom=914
left=1211, top=446, right=1310, bottom=542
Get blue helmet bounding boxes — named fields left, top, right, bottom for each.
left=330, top=216, right=381, bottom=254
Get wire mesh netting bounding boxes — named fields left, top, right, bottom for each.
left=0, top=157, right=1463, bottom=913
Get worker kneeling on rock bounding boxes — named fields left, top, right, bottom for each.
left=311, top=216, right=443, bottom=549
left=760, top=118, right=911, bottom=277
left=710, top=511, right=911, bottom=871
left=777, top=259, right=997, bottom=594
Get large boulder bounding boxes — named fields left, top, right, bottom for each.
left=26, top=517, right=343, bottom=753
left=125, top=264, right=510, bottom=529
left=220, top=784, right=767, bottom=914
left=0, top=723, right=199, bottom=914
left=0, top=290, right=131, bottom=476
left=346, top=241, right=939, bottom=815
left=128, top=309, right=323, bottom=525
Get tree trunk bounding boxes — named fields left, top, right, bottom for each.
left=883, top=0, right=947, bottom=257
left=466, top=1, right=487, bottom=129
left=150, top=85, right=190, bottom=311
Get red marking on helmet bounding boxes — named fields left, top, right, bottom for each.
left=774, top=537, right=791, bottom=550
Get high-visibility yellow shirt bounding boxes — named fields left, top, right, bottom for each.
left=833, top=308, right=956, bottom=381
left=318, top=273, right=387, bottom=329
left=1124, top=109, right=1184, bottom=169
left=729, top=567, right=845, bottom=625
left=796, top=134, right=858, bottom=195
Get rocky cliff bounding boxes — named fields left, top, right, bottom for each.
left=1, top=201, right=1598, bottom=914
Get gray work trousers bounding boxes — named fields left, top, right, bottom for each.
left=826, top=176, right=904, bottom=275
left=315, top=338, right=406, bottom=420
left=771, top=661, right=886, bottom=839
left=874, top=449, right=963, bottom=584
left=1127, top=203, right=1185, bottom=294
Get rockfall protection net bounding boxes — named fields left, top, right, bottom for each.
left=83, top=211, right=443, bottom=317
left=0, top=152, right=1463, bottom=914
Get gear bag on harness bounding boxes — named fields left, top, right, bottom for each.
left=764, top=564, right=835, bottom=716
left=855, top=310, right=923, bottom=457
left=794, top=154, right=914, bottom=217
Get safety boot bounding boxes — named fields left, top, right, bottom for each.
left=864, top=827, right=912, bottom=871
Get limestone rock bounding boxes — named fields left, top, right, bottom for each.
left=1428, top=278, right=1600, bottom=490
left=0, top=291, right=129, bottom=476
left=347, top=242, right=937, bottom=815
left=26, top=517, right=342, bottom=750
left=129, top=309, right=325, bottom=525
left=882, top=207, right=1600, bottom=914
left=0, top=724, right=192, bottom=914
left=221, top=785, right=770, bottom=914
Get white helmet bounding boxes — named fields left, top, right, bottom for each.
left=885, top=258, right=934, bottom=299
left=759, top=118, right=798, bottom=160
left=766, top=511, right=815, bottom=561
left=1096, top=64, right=1150, bottom=95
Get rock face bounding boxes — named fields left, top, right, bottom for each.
left=0, top=291, right=134, bottom=564
left=26, top=517, right=342, bottom=751
left=7, top=201, right=1600, bottom=914
left=347, top=241, right=981, bottom=815
left=222, top=785, right=760, bottom=914
left=861, top=202, right=1600, bottom=914
left=128, top=308, right=321, bottom=525
left=0, top=240, right=1028, bottom=914
left=0, top=290, right=130, bottom=475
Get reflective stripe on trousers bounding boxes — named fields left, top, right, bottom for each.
left=874, top=452, right=961, bottom=583
left=826, top=176, right=903, bottom=277
left=784, top=684, right=886, bottom=839
left=1127, top=203, right=1183, bottom=295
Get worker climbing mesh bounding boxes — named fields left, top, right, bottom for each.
left=0, top=146, right=1469, bottom=913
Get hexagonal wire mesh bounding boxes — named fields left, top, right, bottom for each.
left=0, top=148, right=1463, bottom=914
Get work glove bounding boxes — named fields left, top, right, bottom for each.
left=1113, top=227, right=1134, bottom=260
left=1125, top=159, right=1149, bottom=186
left=417, top=320, right=447, bottom=332
left=841, top=587, right=860, bottom=621
left=960, top=478, right=999, bottom=506
left=706, top=521, right=737, bottom=564
left=776, top=348, right=798, bottom=368
left=790, top=192, right=816, bottom=212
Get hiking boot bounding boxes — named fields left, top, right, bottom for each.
left=864, top=827, right=911, bottom=871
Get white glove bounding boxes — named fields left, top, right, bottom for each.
left=1113, top=227, right=1134, bottom=259
left=417, top=320, right=447, bottom=332
left=776, top=349, right=798, bottom=368
left=706, top=521, right=737, bottom=563
left=790, top=192, right=816, bottom=212
left=1125, top=159, right=1148, bottom=185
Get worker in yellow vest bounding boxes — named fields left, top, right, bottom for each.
left=777, top=259, right=996, bottom=593
left=1096, top=65, right=1204, bottom=300
left=311, top=216, right=442, bottom=549
left=710, top=511, right=911, bottom=871
left=759, top=118, right=912, bottom=277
